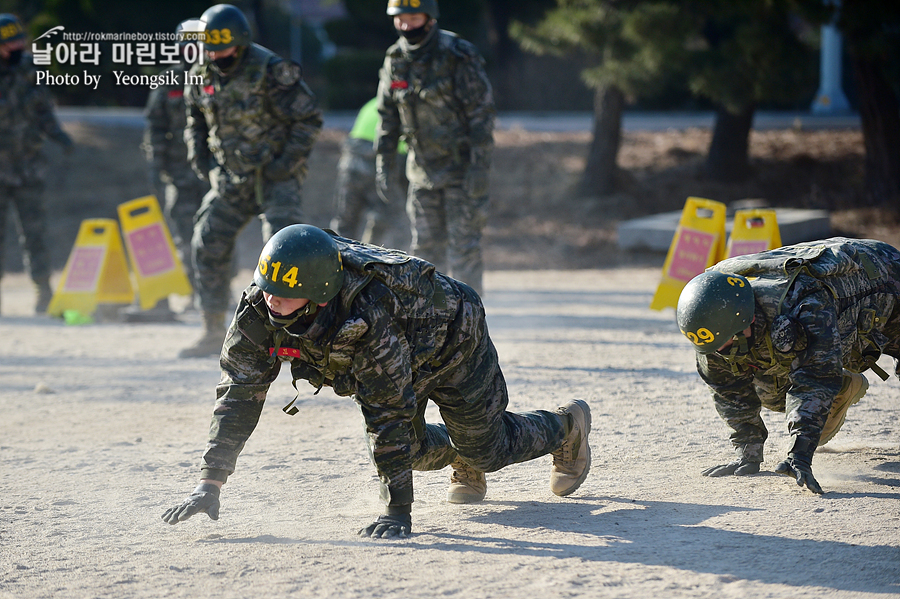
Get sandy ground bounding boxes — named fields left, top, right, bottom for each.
left=1, top=266, right=898, bottom=599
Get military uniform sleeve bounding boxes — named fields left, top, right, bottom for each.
left=783, top=288, right=844, bottom=445
left=374, top=55, right=402, bottom=158
left=183, top=75, right=210, bottom=178
left=143, top=85, right=170, bottom=168
left=264, top=59, right=323, bottom=180
left=697, top=352, right=768, bottom=463
left=349, top=300, right=418, bottom=506
left=451, top=42, right=495, bottom=167
left=199, top=314, right=282, bottom=482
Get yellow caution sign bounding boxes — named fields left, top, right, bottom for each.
left=47, top=219, right=135, bottom=317
left=726, top=208, right=782, bottom=258
left=117, top=195, right=192, bottom=310
left=650, top=197, right=727, bottom=311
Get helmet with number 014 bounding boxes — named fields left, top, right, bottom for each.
left=387, top=0, right=439, bottom=19
left=200, top=4, right=251, bottom=51
left=676, top=270, right=755, bottom=354
left=254, top=225, right=344, bottom=303
left=0, top=14, right=26, bottom=43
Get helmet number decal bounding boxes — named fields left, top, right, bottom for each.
left=1, top=22, right=24, bottom=40
left=258, top=255, right=300, bottom=290
left=726, top=276, right=745, bottom=287
left=389, top=0, right=422, bottom=8
left=205, top=28, right=233, bottom=46
left=682, top=327, right=716, bottom=347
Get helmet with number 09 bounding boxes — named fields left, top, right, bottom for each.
left=200, top=4, right=251, bottom=51
left=676, top=270, right=755, bottom=354
left=0, top=14, right=26, bottom=43
left=386, top=0, right=439, bottom=19
left=254, top=225, right=344, bottom=303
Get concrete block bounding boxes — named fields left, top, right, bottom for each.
left=617, top=208, right=831, bottom=252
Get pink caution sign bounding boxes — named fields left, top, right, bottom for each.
left=729, top=240, right=768, bottom=258
left=62, top=246, right=105, bottom=292
left=669, top=229, right=715, bottom=282
left=127, top=223, right=175, bottom=277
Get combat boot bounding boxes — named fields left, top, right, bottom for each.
left=178, top=311, right=225, bottom=358
left=447, top=458, right=487, bottom=504
left=550, top=399, right=592, bottom=496
left=819, top=370, right=868, bottom=445
left=34, top=279, right=53, bottom=314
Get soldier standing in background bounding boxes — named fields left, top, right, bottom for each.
left=331, top=97, right=410, bottom=251
left=676, top=238, right=900, bottom=494
left=180, top=4, right=322, bottom=357
left=0, top=13, right=73, bottom=315
left=162, top=225, right=592, bottom=538
left=375, top=0, right=495, bottom=296
left=141, top=18, right=209, bottom=313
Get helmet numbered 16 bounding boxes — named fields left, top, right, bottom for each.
left=676, top=270, right=755, bottom=354
left=386, top=0, right=439, bottom=19
left=254, top=225, right=345, bottom=303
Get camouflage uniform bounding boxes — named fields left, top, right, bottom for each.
left=184, top=43, right=322, bottom=314
left=199, top=236, right=568, bottom=506
left=376, top=26, right=495, bottom=295
left=0, top=50, right=71, bottom=297
left=697, top=238, right=900, bottom=463
left=332, top=98, right=410, bottom=251
left=142, top=60, right=209, bottom=290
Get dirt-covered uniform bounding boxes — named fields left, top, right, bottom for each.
left=376, top=27, right=494, bottom=295
left=697, top=238, right=900, bottom=464
left=142, top=60, right=209, bottom=289
left=184, top=43, right=322, bottom=314
left=199, top=236, right=568, bottom=506
left=0, top=50, right=71, bottom=296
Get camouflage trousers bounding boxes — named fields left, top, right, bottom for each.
left=192, top=167, right=303, bottom=314
left=408, top=181, right=488, bottom=296
left=400, top=285, right=568, bottom=475
left=331, top=139, right=411, bottom=251
left=160, top=171, right=208, bottom=290
left=0, top=183, right=50, bottom=284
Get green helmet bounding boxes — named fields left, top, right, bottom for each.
left=254, top=225, right=345, bottom=303
left=200, top=4, right=251, bottom=51
left=676, top=270, right=755, bottom=354
left=386, top=0, right=439, bottom=19
left=0, top=14, right=26, bottom=43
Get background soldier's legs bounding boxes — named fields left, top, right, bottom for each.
left=259, top=178, right=304, bottom=241
left=165, top=177, right=206, bottom=289
left=444, top=185, right=487, bottom=296
left=409, top=185, right=448, bottom=272
left=10, top=184, right=51, bottom=285
left=192, top=187, right=255, bottom=315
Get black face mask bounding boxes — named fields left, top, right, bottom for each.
left=213, top=54, right=236, bottom=71
left=5, top=49, right=23, bottom=66
left=398, top=23, right=430, bottom=45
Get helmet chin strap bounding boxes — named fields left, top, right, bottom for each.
left=267, top=302, right=319, bottom=329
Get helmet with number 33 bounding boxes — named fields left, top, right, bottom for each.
left=0, top=14, right=26, bottom=43
left=386, top=0, right=439, bottom=19
left=676, top=270, right=755, bottom=354
left=200, top=4, right=252, bottom=51
left=254, top=225, right=344, bottom=303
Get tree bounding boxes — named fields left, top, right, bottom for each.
left=511, top=1, right=692, bottom=196
left=833, top=0, right=900, bottom=209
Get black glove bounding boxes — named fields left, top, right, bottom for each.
left=162, top=483, right=221, bottom=524
left=359, top=504, right=411, bottom=539
left=375, top=153, right=398, bottom=205
left=775, top=452, right=823, bottom=494
left=701, top=458, right=761, bottom=477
